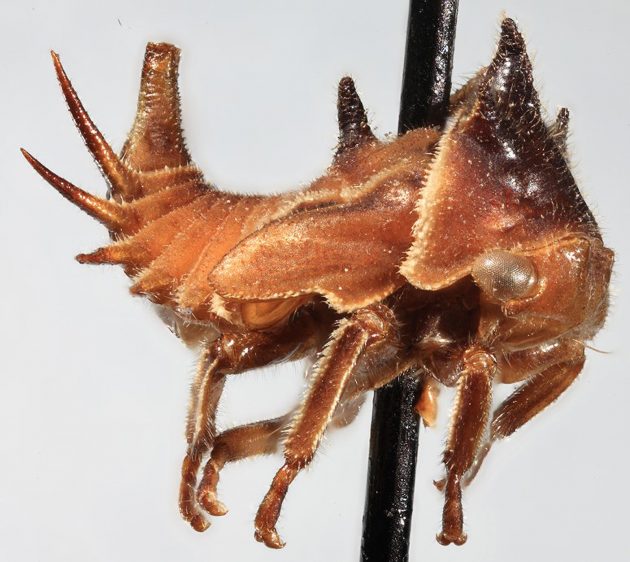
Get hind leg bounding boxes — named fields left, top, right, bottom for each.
left=180, top=311, right=330, bottom=531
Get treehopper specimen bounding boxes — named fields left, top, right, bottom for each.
left=24, top=18, right=613, bottom=547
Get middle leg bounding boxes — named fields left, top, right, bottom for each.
left=254, top=304, right=402, bottom=548
left=195, top=384, right=373, bottom=520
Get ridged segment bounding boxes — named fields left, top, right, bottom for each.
left=130, top=194, right=244, bottom=303
left=24, top=41, right=441, bottom=334
left=177, top=197, right=285, bottom=318
left=76, top=192, right=221, bottom=271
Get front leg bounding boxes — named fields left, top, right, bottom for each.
left=462, top=340, right=585, bottom=486
left=254, top=304, right=400, bottom=549
left=491, top=349, right=585, bottom=439
left=437, top=348, right=496, bottom=546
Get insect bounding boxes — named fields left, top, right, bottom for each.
left=23, top=17, right=613, bottom=548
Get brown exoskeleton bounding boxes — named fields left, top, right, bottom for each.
left=23, top=18, right=613, bottom=548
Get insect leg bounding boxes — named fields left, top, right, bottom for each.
left=492, top=355, right=585, bottom=438
left=196, top=386, right=372, bottom=519
left=180, top=311, right=330, bottom=532
left=254, top=304, right=399, bottom=549
left=331, top=352, right=419, bottom=429
left=330, top=394, right=367, bottom=428
left=437, top=348, right=495, bottom=546
left=180, top=348, right=225, bottom=532
left=196, top=415, right=291, bottom=516
left=463, top=341, right=585, bottom=485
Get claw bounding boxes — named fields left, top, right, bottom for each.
left=189, top=514, right=210, bottom=533
left=254, top=463, right=297, bottom=550
left=179, top=480, right=210, bottom=533
left=196, top=458, right=228, bottom=516
left=197, top=485, right=228, bottom=517
left=179, top=454, right=211, bottom=532
left=254, top=526, right=286, bottom=549
left=438, top=475, right=466, bottom=547
left=436, top=530, right=467, bottom=546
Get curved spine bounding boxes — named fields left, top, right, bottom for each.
left=21, top=148, right=134, bottom=233
left=51, top=51, right=142, bottom=200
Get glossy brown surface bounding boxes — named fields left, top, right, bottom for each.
left=24, top=18, right=613, bottom=549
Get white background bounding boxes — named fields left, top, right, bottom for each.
left=2, top=1, right=628, bottom=561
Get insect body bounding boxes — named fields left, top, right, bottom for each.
left=24, top=18, right=613, bottom=548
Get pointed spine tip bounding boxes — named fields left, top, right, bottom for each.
left=497, top=17, right=526, bottom=58
left=476, top=16, right=538, bottom=121
left=556, top=107, right=570, bottom=128
left=338, top=76, right=355, bottom=92
left=50, top=50, right=62, bottom=71
left=336, top=76, right=375, bottom=157
left=75, top=253, right=90, bottom=264
left=493, top=18, right=527, bottom=66
left=76, top=246, right=120, bottom=265
left=500, top=16, right=518, bottom=32
left=550, top=108, right=570, bottom=154
left=22, top=148, right=131, bottom=231
left=51, top=50, right=140, bottom=200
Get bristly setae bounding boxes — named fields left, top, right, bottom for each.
left=23, top=18, right=613, bottom=548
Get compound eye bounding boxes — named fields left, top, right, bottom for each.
left=471, top=250, right=537, bottom=301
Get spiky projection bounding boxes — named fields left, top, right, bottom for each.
left=24, top=18, right=613, bottom=549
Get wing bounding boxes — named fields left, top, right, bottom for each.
left=210, top=174, right=420, bottom=315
